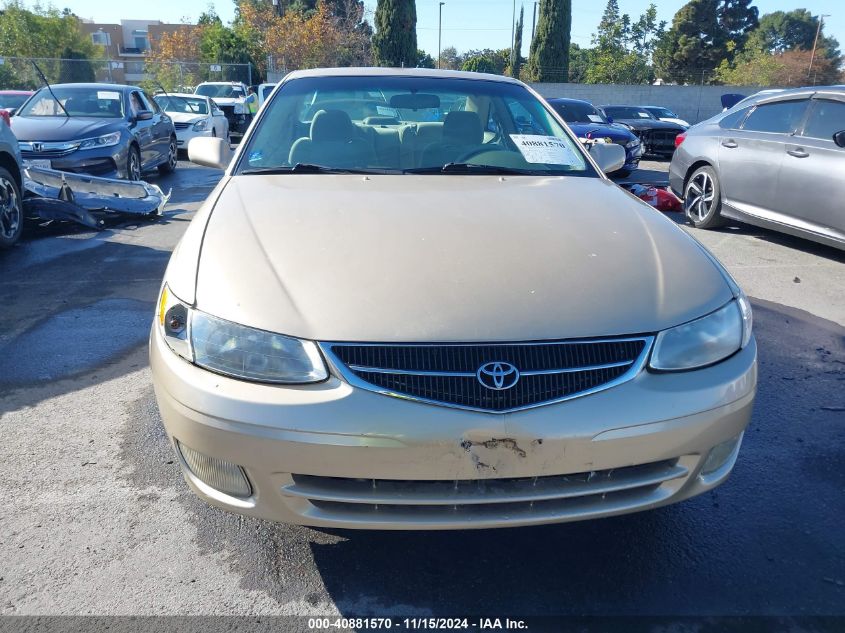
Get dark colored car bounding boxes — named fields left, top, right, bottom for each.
left=599, top=105, right=686, bottom=157
left=0, top=90, right=34, bottom=116
left=547, top=97, right=642, bottom=177
left=10, top=83, right=177, bottom=180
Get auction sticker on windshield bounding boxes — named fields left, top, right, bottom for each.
left=510, top=134, right=582, bottom=166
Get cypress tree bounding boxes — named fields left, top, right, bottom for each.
left=526, top=0, right=572, bottom=82
left=511, top=5, right=524, bottom=78
left=372, top=0, right=418, bottom=68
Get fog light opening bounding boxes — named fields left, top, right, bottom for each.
left=700, top=433, right=744, bottom=477
left=177, top=441, right=252, bottom=499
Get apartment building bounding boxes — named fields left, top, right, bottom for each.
left=79, top=19, right=196, bottom=84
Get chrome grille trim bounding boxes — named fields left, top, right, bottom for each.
left=283, top=460, right=687, bottom=506
left=320, top=336, right=654, bottom=413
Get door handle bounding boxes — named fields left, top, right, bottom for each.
left=787, top=148, right=809, bottom=158
left=721, top=140, right=738, bottom=148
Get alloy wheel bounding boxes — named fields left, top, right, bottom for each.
left=129, top=150, right=141, bottom=181
left=0, top=176, right=21, bottom=240
left=685, top=171, right=715, bottom=221
left=168, top=140, right=177, bottom=169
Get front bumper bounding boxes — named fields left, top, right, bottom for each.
left=175, top=128, right=213, bottom=150
left=150, top=326, right=757, bottom=530
left=22, top=144, right=129, bottom=179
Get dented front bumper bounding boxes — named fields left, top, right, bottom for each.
left=150, top=325, right=757, bottom=530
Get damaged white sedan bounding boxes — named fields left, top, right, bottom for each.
left=150, top=68, right=756, bottom=530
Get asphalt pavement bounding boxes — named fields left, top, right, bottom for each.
left=0, top=159, right=843, bottom=618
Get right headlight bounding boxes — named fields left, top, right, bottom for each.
left=650, top=297, right=752, bottom=371
left=157, top=285, right=328, bottom=384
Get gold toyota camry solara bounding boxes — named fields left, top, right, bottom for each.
left=150, top=68, right=757, bottom=530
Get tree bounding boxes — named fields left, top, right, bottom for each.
left=745, top=10, right=839, bottom=60
left=717, top=0, right=758, bottom=57
left=715, top=48, right=840, bottom=87
left=567, top=43, right=589, bottom=82
left=462, top=48, right=510, bottom=75
left=372, top=0, right=417, bottom=67
left=438, top=46, right=461, bottom=70
left=511, top=5, right=524, bottom=78
left=525, top=0, right=572, bottom=82
left=584, top=1, right=663, bottom=84
left=462, top=55, right=497, bottom=74
left=417, top=49, right=435, bottom=68
left=653, top=0, right=724, bottom=84
left=58, top=47, right=95, bottom=83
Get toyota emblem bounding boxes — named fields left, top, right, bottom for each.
left=476, top=361, right=520, bottom=390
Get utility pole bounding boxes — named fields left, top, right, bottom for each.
left=438, top=2, right=445, bottom=69
left=808, top=13, right=830, bottom=79
left=531, top=1, right=537, bottom=40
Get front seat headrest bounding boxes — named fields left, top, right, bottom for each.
left=311, top=109, right=356, bottom=142
left=443, top=111, right=483, bottom=145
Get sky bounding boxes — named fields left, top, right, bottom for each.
left=39, top=0, right=845, bottom=58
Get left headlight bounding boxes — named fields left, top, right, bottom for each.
left=192, top=118, right=209, bottom=131
left=78, top=131, right=122, bottom=150
left=650, top=296, right=752, bottom=371
left=157, top=285, right=328, bottom=384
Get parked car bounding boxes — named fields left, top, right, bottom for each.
left=10, top=83, right=177, bottom=180
left=640, top=106, right=690, bottom=128
left=599, top=105, right=686, bottom=156
left=0, top=90, right=34, bottom=118
left=546, top=97, right=642, bottom=177
left=671, top=85, right=845, bottom=250
left=151, top=68, right=757, bottom=530
left=194, top=81, right=251, bottom=138
left=153, top=93, right=229, bottom=153
left=0, top=120, right=24, bottom=249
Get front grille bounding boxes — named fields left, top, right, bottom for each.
left=173, top=122, right=191, bottom=130
left=284, top=459, right=686, bottom=524
left=322, top=337, right=651, bottom=412
left=644, top=129, right=679, bottom=152
left=21, top=148, right=76, bottom=159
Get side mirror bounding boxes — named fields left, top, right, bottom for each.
left=589, top=142, right=626, bottom=174
left=135, top=110, right=154, bottom=121
left=606, top=116, right=614, bottom=123
left=834, top=130, right=845, bottom=148
left=188, top=136, right=233, bottom=170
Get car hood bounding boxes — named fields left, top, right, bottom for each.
left=613, top=118, right=685, bottom=131
left=194, top=175, right=732, bottom=342
left=10, top=116, right=123, bottom=142
left=166, top=111, right=206, bottom=124
left=565, top=123, right=636, bottom=142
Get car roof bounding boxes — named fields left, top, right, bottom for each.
left=0, top=90, right=34, bottom=94
left=198, top=81, right=244, bottom=85
left=546, top=97, right=593, bottom=105
left=47, top=83, right=131, bottom=92
left=157, top=93, right=206, bottom=99
left=284, top=67, right=524, bottom=85
left=736, top=85, right=845, bottom=108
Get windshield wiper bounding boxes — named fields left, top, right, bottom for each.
left=241, top=163, right=397, bottom=175
left=404, top=163, right=549, bottom=175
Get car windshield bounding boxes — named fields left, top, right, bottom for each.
left=17, top=86, right=124, bottom=118
left=0, top=93, right=30, bottom=110
left=549, top=101, right=607, bottom=124
left=196, top=84, right=244, bottom=99
left=603, top=106, right=655, bottom=120
left=647, top=107, right=676, bottom=118
left=238, top=75, right=593, bottom=176
left=155, top=95, right=208, bottom=115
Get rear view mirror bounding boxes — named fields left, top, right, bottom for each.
left=188, top=136, right=233, bottom=170
left=390, top=93, right=440, bottom=110
left=589, top=142, right=626, bottom=174
left=834, top=130, right=845, bottom=148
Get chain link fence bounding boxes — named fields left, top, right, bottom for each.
left=0, top=56, right=254, bottom=91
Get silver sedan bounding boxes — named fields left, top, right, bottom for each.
left=670, top=86, right=845, bottom=250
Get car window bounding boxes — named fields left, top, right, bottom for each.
left=801, top=99, right=845, bottom=141
left=17, top=86, right=124, bottom=118
left=155, top=95, right=209, bottom=115
left=238, top=75, right=593, bottom=176
left=719, top=106, right=751, bottom=130
left=742, top=99, right=808, bottom=134
left=196, top=84, right=241, bottom=99
left=129, top=92, right=146, bottom=117
left=138, top=91, right=156, bottom=112
left=550, top=101, right=607, bottom=124
left=0, top=93, right=30, bottom=109
left=603, top=106, right=655, bottom=120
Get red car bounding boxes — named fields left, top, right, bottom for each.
left=0, top=90, right=34, bottom=125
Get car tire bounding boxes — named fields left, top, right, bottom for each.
left=0, top=167, right=23, bottom=250
left=684, top=165, right=725, bottom=229
left=127, top=145, right=141, bottom=181
left=158, top=137, right=177, bottom=174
